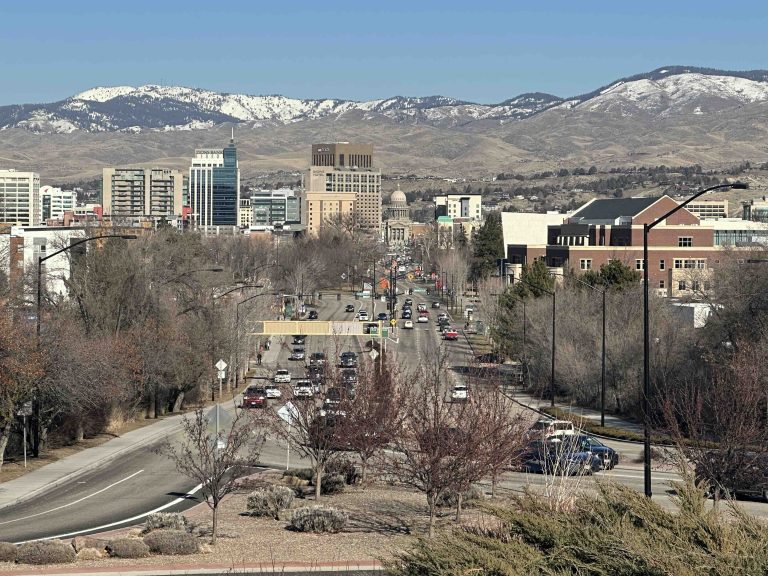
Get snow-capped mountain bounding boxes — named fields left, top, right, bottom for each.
left=2, top=67, right=767, bottom=133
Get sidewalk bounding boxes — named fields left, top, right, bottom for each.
left=0, top=414, right=187, bottom=511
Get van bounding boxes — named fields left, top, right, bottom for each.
left=527, top=419, right=576, bottom=439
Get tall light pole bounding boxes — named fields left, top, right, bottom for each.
left=642, top=181, right=747, bottom=498
left=35, top=233, right=137, bottom=457
left=513, top=276, right=556, bottom=407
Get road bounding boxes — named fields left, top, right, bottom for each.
left=2, top=277, right=767, bottom=542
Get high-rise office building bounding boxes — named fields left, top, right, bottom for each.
left=189, top=133, right=240, bottom=228
left=102, top=167, right=184, bottom=218
left=40, top=186, right=76, bottom=221
left=302, top=143, right=381, bottom=235
left=251, top=189, right=300, bottom=226
left=0, top=170, right=41, bottom=226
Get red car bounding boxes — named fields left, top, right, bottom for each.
left=443, top=327, right=459, bottom=340
left=242, top=385, right=267, bottom=408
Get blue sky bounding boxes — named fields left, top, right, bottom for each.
left=1, top=1, right=766, bottom=105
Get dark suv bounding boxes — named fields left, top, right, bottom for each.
left=340, top=351, right=358, bottom=368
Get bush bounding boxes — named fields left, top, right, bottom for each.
left=143, top=529, right=199, bottom=555
left=106, top=538, right=150, bottom=559
left=16, top=540, right=76, bottom=565
left=246, top=485, right=295, bottom=519
left=436, top=485, right=485, bottom=508
left=326, top=459, right=361, bottom=485
left=0, top=542, right=17, bottom=563
left=289, top=506, right=348, bottom=533
left=283, top=468, right=314, bottom=482
left=143, top=512, right=189, bottom=534
left=320, top=473, right=346, bottom=495
left=76, top=547, right=104, bottom=561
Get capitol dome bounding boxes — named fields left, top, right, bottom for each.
left=390, top=189, right=407, bottom=205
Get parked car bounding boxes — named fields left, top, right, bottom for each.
left=451, top=384, right=469, bottom=402
left=309, top=352, right=326, bottom=366
left=242, top=385, right=267, bottom=409
left=290, top=347, right=305, bottom=361
left=403, top=319, right=414, bottom=329
left=443, top=327, right=459, bottom=340
left=340, top=351, right=358, bottom=368
left=345, top=304, right=355, bottom=313
left=273, top=369, right=291, bottom=384
left=307, top=310, right=319, bottom=320
left=527, top=419, right=576, bottom=439
left=265, top=383, right=282, bottom=399
left=432, top=301, right=441, bottom=309
left=293, top=380, right=314, bottom=398
left=292, top=335, right=306, bottom=345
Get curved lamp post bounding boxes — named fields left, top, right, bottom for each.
left=35, top=233, right=137, bottom=456
left=642, top=181, right=748, bottom=498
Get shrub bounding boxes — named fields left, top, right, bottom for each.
left=326, top=459, right=361, bottom=485
left=320, top=473, right=346, bottom=495
left=246, top=485, right=295, bottom=519
left=143, top=512, right=189, bottom=534
left=436, top=485, right=485, bottom=508
left=106, top=538, right=150, bottom=559
left=289, top=506, right=348, bottom=533
left=0, top=542, right=17, bottom=563
left=143, top=529, right=199, bottom=555
left=76, top=547, right=104, bottom=561
left=283, top=468, right=314, bottom=482
left=16, top=540, right=76, bottom=565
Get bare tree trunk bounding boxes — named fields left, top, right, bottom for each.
left=455, top=491, right=463, bottom=522
left=74, top=418, right=85, bottom=443
left=491, top=471, right=498, bottom=498
left=315, top=464, right=324, bottom=500
left=211, top=504, right=218, bottom=545
left=172, top=391, right=185, bottom=413
left=0, top=422, right=11, bottom=472
left=360, top=458, right=368, bottom=487
left=147, top=388, right=157, bottom=419
left=427, top=493, right=436, bottom=537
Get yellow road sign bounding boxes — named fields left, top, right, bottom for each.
left=390, top=319, right=397, bottom=327
left=407, top=273, right=414, bottom=281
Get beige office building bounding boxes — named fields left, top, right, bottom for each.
left=102, top=167, right=185, bottom=218
left=303, top=143, right=381, bottom=235
left=0, top=170, right=41, bottom=226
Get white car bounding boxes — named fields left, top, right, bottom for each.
left=265, top=383, right=282, bottom=399
left=417, top=303, right=427, bottom=312
left=293, top=380, right=314, bottom=398
left=357, top=310, right=369, bottom=321
left=403, top=319, right=414, bottom=329
left=451, top=384, right=469, bottom=402
left=273, top=369, right=291, bottom=384
left=417, top=315, right=429, bottom=323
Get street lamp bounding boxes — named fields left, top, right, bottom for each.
left=551, top=272, right=608, bottom=427
left=35, top=233, right=137, bottom=456
left=642, top=181, right=747, bottom=498
left=513, top=276, right=556, bottom=407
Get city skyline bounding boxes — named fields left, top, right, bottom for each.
left=1, top=1, right=766, bottom=106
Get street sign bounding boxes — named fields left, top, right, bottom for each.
left=215, top=359, right=228, bottom=371
left=369, top=349, right=379, bottom=361
left=16, top=401, right=32, bottom=417
left=277, top=402, right=298, bottom=425
left=341, top=273, right=347, bottom=280
left=390, top=319, right=397, bottom=327
left=217, top=369, right=226, bottom=380
left=407, top=273, right=414, bottom=281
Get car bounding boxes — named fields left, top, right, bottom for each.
left=242, top=385, right=267, bottom=409
left=308, top=365, right=325, bottom=386
left=571, top=434, right=619, bottom=470
left=377, top=312, right=388, bottom=321
left=443, top=327, right=459, bottom=340
left=432, top=301, right=441, bottom=309
left=451, top=384, right=469, bottom=401
left=293, top=380, right=314, bottom=398
left=437, top=312, right=449, bottom=321
left=293, top=335, right=306, bottom=345
left=340, top=351, right=358, bottom=368
left=358, top=310, right=369, bottom=321
left=404, top=298, right=413, bottom=307
left=307, top=310, right=319, bottom=320
left=519, top=439, right=600, bottom=476
left=309, top=352, right=327, bottom=366
left=290, top=347, right=305, bottom=361
left=273, top=369, right=291, bottom=384
left=417, top=314, right=429, bottom=323
left=265, top=383, right=282, bottom=399
left=341, top=368, right=358, bottom=386
left=403, top=319, right=414, bottom=329
left=402, top=309, right=412, bottom=319
left=527, top=419, right=576, bottom=439
left=417, top=303, right=427, bottom=312
left=364, top=322, right=379, bottom=334
left=345, top=304, right=355, bottom=313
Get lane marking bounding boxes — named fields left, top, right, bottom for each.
left=0, top=469, right=144, bottom=526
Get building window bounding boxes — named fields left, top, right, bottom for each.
left=692, top=281, right=700, bottom=291
left=580, top=259, right=592, bottom=270
left=678, top=237, right=693, bottom=247
left=659, top=259, right=665, bottom=270
left=678, top=280, right=687, bottom=291
left=659, top=280, right=665, bottom=289
left=635, top=259, right=644, bottom=270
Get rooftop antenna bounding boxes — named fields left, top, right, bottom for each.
left=230, top=125, right=235, bottom=144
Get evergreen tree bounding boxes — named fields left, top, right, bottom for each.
left=470, top=212, right=504, bottom=280
left=512, top=259, right=555, bottom=299
left=582, top=259, right=640, bottom=290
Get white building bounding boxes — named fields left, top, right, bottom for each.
left=0, top=169, right=41, bottom=226
left=40, top=186, right=76, bottom=221
left=435, top=194, right=483, bottom=222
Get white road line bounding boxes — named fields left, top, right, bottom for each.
left=0, top=469, right=144, bottom=526
left=17, top=481, right=205, bottom=544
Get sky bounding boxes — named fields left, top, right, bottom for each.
left=1, top=1, right=766, bottom=106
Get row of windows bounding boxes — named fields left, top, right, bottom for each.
left=579, top=258, right=708, bottom=271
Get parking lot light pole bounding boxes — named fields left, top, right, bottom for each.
left=35, top=233, right=137, bottom=457
left=642, top=181, right=747, bottom=498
